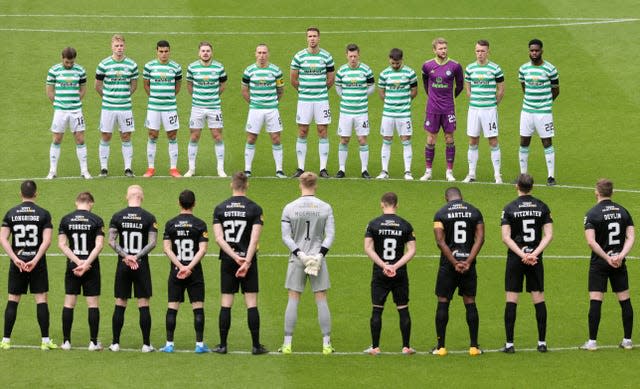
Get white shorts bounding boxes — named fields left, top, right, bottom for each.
left=519, top=111, right=555, bottom=138
left=50, top=110, right=85, bottom=133
left=189, top=107, right=223, bottom=130
left=337, top=113, right=370, bottom=137
left=467, top=107, right=499, bottom=138
left=245, top=108, right=282, bottom=134
left=285, top=256, right=330, bottom=293
left=99, top=110, right=135, bottom=133
left=380, top=116, right=412, bottom=137
left=296, top=101, right=331, bottom=125
left=145, top=110, right=179, bottom=131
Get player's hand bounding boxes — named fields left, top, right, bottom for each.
left=608, top=254, right=621, bottom=268
left=22, top=260, right=36, bottom=272
left=234, top=256, right=247, bottom=267
left=177, top=266, right=192, bottom=279
left=73, top=263, right=90, bottom=277
left=454, top=262, right=465, bottom=273
left=296, top=251, right=308, bottom=264
left=124, top=255, right=139, bottom=270
left=383, top=264, right=396, bottom=278
left=12, top=259, right=26, bottom=272
left=236, top=262, right=251, bottom=278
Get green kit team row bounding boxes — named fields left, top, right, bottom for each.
left=45, top=29, right=560, bottom=186
left=1, top=173, right=632, bottom=355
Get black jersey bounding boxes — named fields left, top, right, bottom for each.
left=365, top=214, right=415, bottom=271
left=58, top=209, right=105, bottom=269
left=584, top=199, right=634, bottom=263
left=2, top=201, right=53, bottom=262
left=163, top=213, right=209, bottom=266
left=213, top=196, right=263, bottom=261
left=433, top=199, right=484, bottom=266
left=109, top=206, right=157, bottom=262
left=501, top=195, right=552, bottom=254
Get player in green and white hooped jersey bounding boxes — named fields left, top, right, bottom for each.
left=334, top=44, right=375, bottom=179
left=184, top=41, right=228, bottom=178
left=95, top=34, right=138, bottom=178
left=46, top=47, right=90, bottom=180
left=463, top=40, right=505, bottom=184
left=518, top=39, right=560, bottom=186
left=242, top=44, right=286, bottom=178
left=143, top=40, right=182, bottom=178
left=290, top=27, right=335, bottom=178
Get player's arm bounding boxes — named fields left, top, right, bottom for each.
left=213, top=223, right=245, bottom=265
left=367, top=75, right=376, bottom=96
left=619, top=225, right=635, bottom=259
left=276, top=74, right=285, bottom=100
left=84, top=234, right=104, bottom=267
left=290, top=69, right=299, bottom=90
left=0, top=226, right=24, bottom=267
left=584, top=228, right=616, bottom=266
left=364, top=236, right=386, bottom=269
left=79, top=80, right=87, bottom=100
left=163, top=238, right=185, bottom=269
left=326, top=70, right=335, bottom=89
left=496, top=80, right=505, bottom=105
left=421, top=72, right=430, bottom=95
left=219, top=76, right=227, bottom=95
left=464, top=81, right=471, bottom=98
left=410, top=85, right=418, bottom=100
left=520, top=82, right=525, bottom=94
left=189, top=241, right=209, bottom=270
left=501, top=224, right=529, bottom=260
left=143, top=79, right=151, bottom=96
left=27, top=227, right=52, bottom=269
left=551, top=79, right=559, bottom=100
left=46, top=84, right=55, bottom=103
left=130, top=78, right=138, bottom=94
left=434, top=223, right=458, bottom=267
left=135, top=231, right=157, bottom=261
left=531, top=222, right=553, bottom=259
left=174, top=78, right=182, bottom=95
left=281, top=219, right=304, bottom=260
left=392, top=239, right=416, bottom=270
left=187, top=79, right=194, bottom=95
left=108, top=227, right=128, bottom=258
left=241, top=84, right=250, bottom=103
left=454, top=65, right=464, bottom=97
left=58, top=233, right=82, bottom=266
left=466, top=222, right=485, bottom=265
left=95, top=79, right=104, bottom=97
left=244, top=224, right=262, bottom=265
left=377, top=85, right=385, bottom=100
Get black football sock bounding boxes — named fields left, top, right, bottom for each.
left=193, top=308, right=204, bottom=343
left=465, top=302, right=479, bottom=347
left=620, top=298, right=633, bottom=339
left=398, top=307, right=411, bottom=348
left=4, top=301, right=18, bottom=338
left=370, top=307, right=383, bottom=348
left=247, top=307, right=261, bottom=347
left=112, top=305, right=126, bottom=344
left=165, top=308, right=177, bottom=342
left=504, top=302, right=517, bottom=343
left=62, top=307, right=74, bottom=342
left=219, top=307, right=231, bottom=346
left=435, top=301, right=450, bottom=348
left=139, top=306, right=151, bottom=346
left=36, top=303, right=50, bottom=338
left=534, top=302, right=547, bottom=342
left=88, top=307, right=99, bottom=344
left=588, top=299, right=602, bottom=340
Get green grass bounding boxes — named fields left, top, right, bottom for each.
left=1, top=1, right=640, bottom=387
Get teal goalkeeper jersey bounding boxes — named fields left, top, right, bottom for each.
left=143, top=59, right=182, bottom=112
left=335, top=62, right=374, bottom=115
left=187, top=60, right=227, bottom=109
left=291, top=48, right=334, bottom=102
left=47, top=63, right=87, bottom=111
left=96, top=56, right=138, bottom=111
left=242, top=63, right=284, bottom=109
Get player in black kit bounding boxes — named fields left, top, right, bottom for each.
left=159, top=189, right=210, bottom=354
left=0, top=180, right=57, bottom=350
left=58, top=192, right=105, bottom=351
left=432, top=187, right=484, bottom=357
left=108, top=185, right=157, bottom=352
left=580, top=179, right=635, bottom=351
left=363, top=192, right=416, bottom=355
left=500, top=174, right=553, bottom=353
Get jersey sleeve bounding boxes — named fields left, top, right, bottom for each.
left=174, top=64, right=182, bottom=81
left=275, top=67, right=284, bottom=87
left=46, top=67, right=56, bottom=85
left=405, top=221, right=416, bottom=243
left=43, top=209, right=53, bottom=229
left=584, top=210, right=597, bottom=230
left=58, top=216, right=68, bottom=236
left=500, top=206, right=511, bottom=226
left=495, top=64, right=504, bottom=82
left=187, top=65, right=194, bottom=83
left=96, top=216, right=105, bottom=236
left=212, top=205, right=223, bottom=225
left=162, top=220, right=173, bottom=240
left=290, top=54, right=300, bottom=70
left=377, top=71, right=386, bottom=89
left=143, top=64, right=151, bottom=80
left=131, top=62, right=139, bottom=80
left=321, top=206, right=335, bottom=249
left=251, top=204, right=264, bottom=226
left=197, top=220, right=209, bottom=242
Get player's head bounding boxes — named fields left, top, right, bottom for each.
left=516, top=174, right=534, bottom=194
left=199, top=41, right=213, bottom=62
left=255, top=43, right=269, bottom=65
left=595, top=178, right=614, bottom=198
left=346, top=44, right=360, bottom=66
left=528, top=39, right=543, bottom=61
left=475, top=40, right=490, bottom=63
left=306, top=27, right=320, bottom=48
left=299, top=171, right=318, bottom=192
left=111, top=34, right=125, bottom=58
left=20, top=180, right=37, bottom=200
left=388, top=48, right=403, bottom=70
left=126, top=185, right=144, bottom=205
left=432, top=37, right=448, bottom=59
left=156, top=40, right=171, bottom=62
left=76, top=192, right=95, bottom=210
left=380, top=192, right=398, bottom=208
left=61, top=47, right=77, bottom=69
left=445, top=187, right=462, bottom=202
left=231, top=171, right=249, bottom=193
left=179, top=189, right=196, bottom=210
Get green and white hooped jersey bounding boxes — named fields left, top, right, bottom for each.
left=143, top=59, right=182, bottom=112
left=465, top=61, right=503, bottom=109
left=378, top=65, right=417, bottom=118
left=96, top=56, right=138, bottom=111
left=46, top=63, right=87, bottom=111
left=335, top=62, right=374, bottom=115
left=518, top=60, right=558, bottom=114
left=187, top=60, right=227, bottom=109
left=291, top=48, right=334, bottom=102
left=242, top=63, right=284, bottom=109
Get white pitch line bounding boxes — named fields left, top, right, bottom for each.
left=0, top=15, right=627, bottom=21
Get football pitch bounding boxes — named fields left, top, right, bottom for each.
left=1, top=0, right=640, bottom=387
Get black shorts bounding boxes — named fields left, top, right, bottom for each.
left=589, top=261, right=629, bottom=293
left=435, top=263, right=477, bottom=300
left=220, top=258, right=259, bottom=294
left=505, top=255, right=544, bottom=293
left=8, top=260, right=49, bottom=295
left=371, top=268, right=409, bottom=306
left=168, top=263, right=205, bottom=303
left=114, top=260, right=152, bottom=299
left=65, top=262, right=101, bottom=296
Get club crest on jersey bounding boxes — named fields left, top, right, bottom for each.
left=445, top=70, right=451, bottom=76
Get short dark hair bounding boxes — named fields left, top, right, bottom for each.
left=307, top=27, right=320, bottom=35
left=179, top=190, right=196, bottom=210
left=516, top=174, right=534, bottom=193
left=231, top=171, right=249, bottom=191
left=389, top=48, right=403, bottom=61
left=157, top=40, right=170, bottom=49
left=476, top=39, right=490, bottom=47
left=61, top=47, right=77, bottom=59
left=76, top=192, right=95, bottom=203
left=20, top=180, right=37, bottom=199
left=346, top=43, right=359, bottom=53
left=381, top=192, right=398, bottom=207
left=528, top=38, right=543, bottom=48
left=445, top=187, right=462, bottom=201
left=596, top=179, right=614, bottom=197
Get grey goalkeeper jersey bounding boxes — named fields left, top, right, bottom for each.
left=281, top=195, right=335, bottom=258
